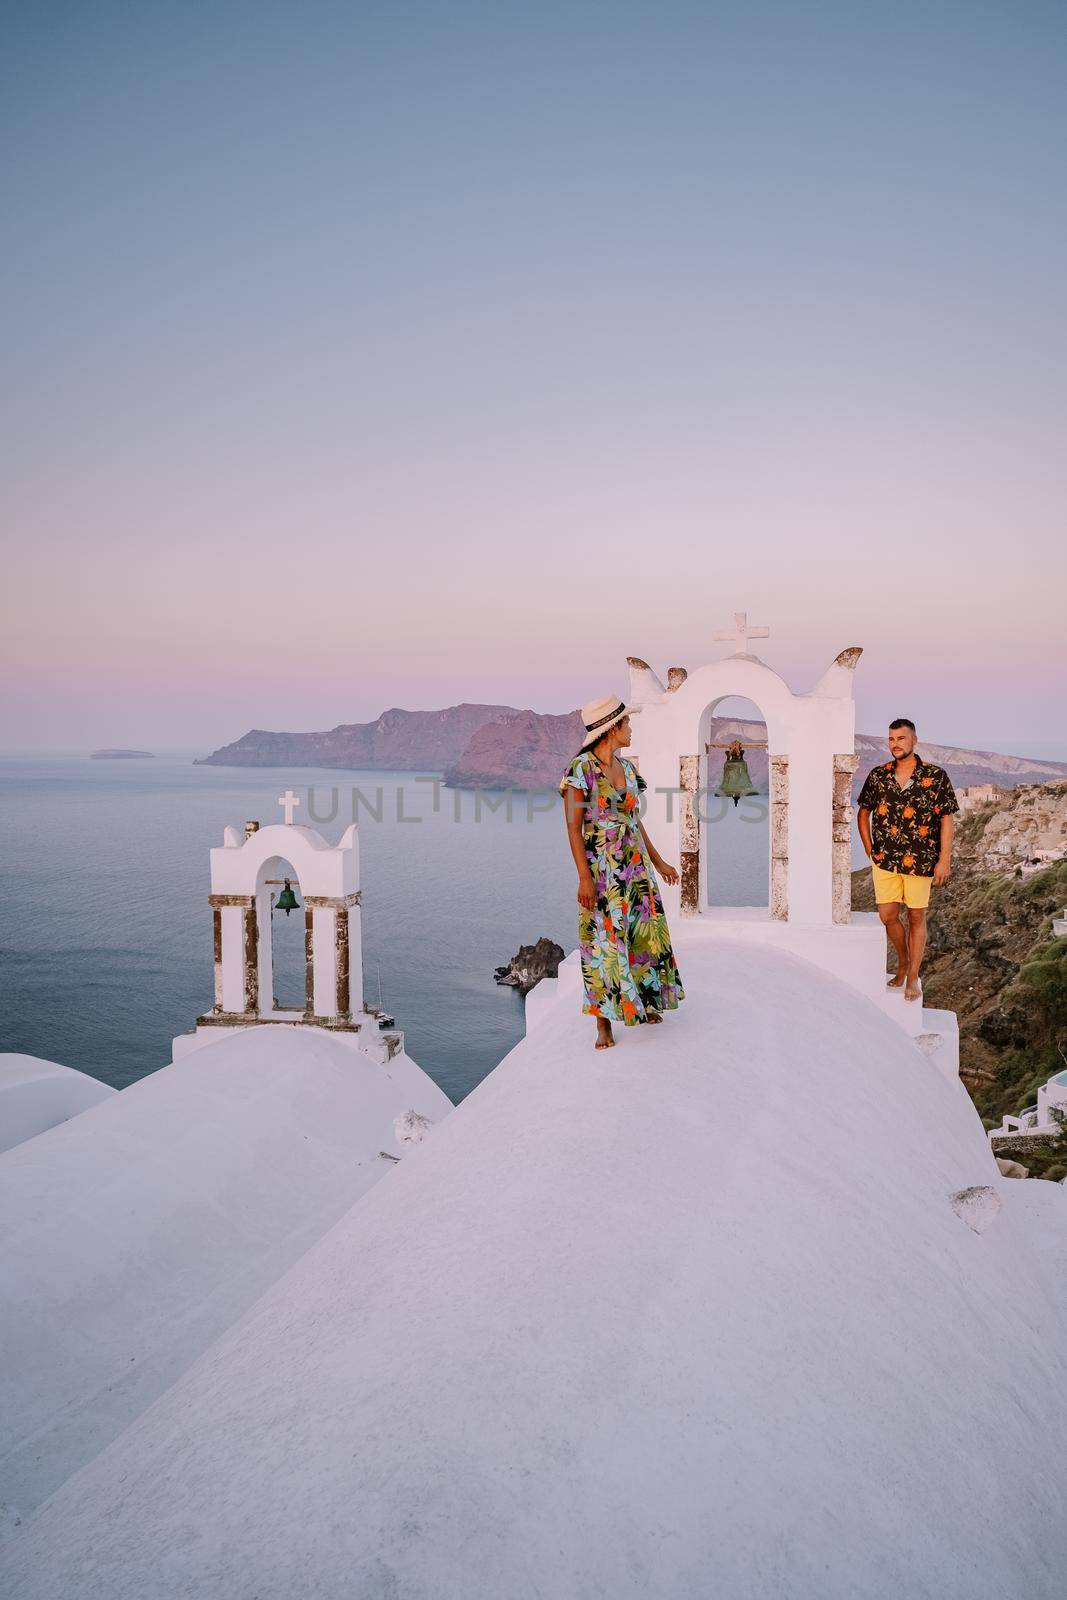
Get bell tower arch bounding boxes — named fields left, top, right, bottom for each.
left=621, top=622, right=949, bottom=1041
left=182, top=794, right=402, bottom=1063
left=627, top=622, right=862, bottom=929
left=622, top=622, right=957, bottom=1050
left=691, top=692, right=781, bottom=918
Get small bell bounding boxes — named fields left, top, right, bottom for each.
left=275, top=878, right=300, bottom=916
left=714, top=740, right=759, bottom=807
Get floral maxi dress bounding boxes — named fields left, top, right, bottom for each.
left=558, top=750, right=685, bottom=1025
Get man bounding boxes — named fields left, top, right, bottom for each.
left=856, top=718, right=959, bottom=1003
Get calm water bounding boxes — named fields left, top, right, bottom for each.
left=0, top=755, right=856, bottom=1102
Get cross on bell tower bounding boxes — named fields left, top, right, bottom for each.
left=713, top=611, right=770, bottom=659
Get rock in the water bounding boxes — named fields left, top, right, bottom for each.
left=493, top=937, right=564, bottom=994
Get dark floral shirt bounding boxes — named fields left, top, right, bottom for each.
left=857, top=758, right=959, bottom=876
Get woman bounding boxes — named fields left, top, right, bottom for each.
left=558, top=695, right=686, bottom=1049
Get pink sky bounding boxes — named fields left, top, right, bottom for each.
left=4, top=3, right=1065, bottom=760
left=6, top=526, right=1062, bottom=760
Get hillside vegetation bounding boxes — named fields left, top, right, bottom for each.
left=852, top=782, right=1067, bottom=1180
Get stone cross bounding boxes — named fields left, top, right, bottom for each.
left=713, top=611, right=770, bottom=657
left=278, top=789, right=301, bottom=825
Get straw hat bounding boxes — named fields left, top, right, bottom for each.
left=578, top=695, right=639, bottom=753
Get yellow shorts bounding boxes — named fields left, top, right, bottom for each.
left=871, top=862, right=932, bottom=909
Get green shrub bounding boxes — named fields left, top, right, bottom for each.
left=1019, top=1141, right=1067, bottom=1184
left=1018, top=938, right=1067, bottom=1031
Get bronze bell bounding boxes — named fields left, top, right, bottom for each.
left=714, top=741, right=759, bottom=807
left=275, top=878, right=300, bottom=915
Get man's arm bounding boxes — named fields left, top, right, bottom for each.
left=855, top=772, right=876, bottom=859
left=932, top=769, right=959, bottom=887
left=933, top=812, right=954, bottom=886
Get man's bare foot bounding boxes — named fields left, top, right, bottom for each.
left=595, top=1019, right=615, bottom=1049
left=905, top=978, right=922, bottom=1003
left=886, top=971, right=907, bottom=989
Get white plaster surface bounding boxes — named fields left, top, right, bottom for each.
left=172, top=1015, right=400, bottom=1065
left=0, top=1053, right=115, bottom=1156
left=675, top=910, right=932, bottom=1036
left=1037, top=1070, right=1067, bottom=1126
left=5, top=942, right=1064, bottom=1600
left=211, top=822, right=360, bottom=899
left=211, top=821, right=366, bottom=1021
left=0, top=1026, right=451, bottom=1519
left=915, top=1008, right=961, bottom=1081
left=625, top=644, right=949, bottom=1056
left=220, top=900, right=244, bottom=1011
left=629, top=649, right=859, bottom=926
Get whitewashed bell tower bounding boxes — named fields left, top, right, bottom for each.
left=626, top=613, right=958, bottom=1063
left=628, top=614, right=861, bottom=926
left=174, top=792, right=401, bottom=1063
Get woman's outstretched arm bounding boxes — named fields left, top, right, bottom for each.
left=638, top=819, right=679, bottom=886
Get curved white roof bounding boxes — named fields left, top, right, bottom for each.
left=0, top=1052, right=115, bottom=1156
left=4, top=941, right=1064, bottom=1597
left=0, top=1026, right=451, bottom=1517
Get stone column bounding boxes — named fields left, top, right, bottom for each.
left=304, top=907, right=315, bottom=1015
left=304, top=892, right=363, bottom=1020
left=242, top=903, right=259, bottom=1014
left=345, top=893, right=365, bottom=1016
left=208, top=894, right=256, bottom=1015
left=335, top=907, right=350, bottom=1019
left=770, top=756, right=790, bottom=921
left=679, top=754, right=700, bottom=916
left=832, top=754, right=859, bottom=924
left=212, top=908, right=224, bottom=1011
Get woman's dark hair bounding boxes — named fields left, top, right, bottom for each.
left=889, top=717, right=916, bottom=733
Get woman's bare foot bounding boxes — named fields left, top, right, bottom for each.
left=905, top=977, right=922, bottom=1003
left=595, top=1019, right=615, bottom=1049
left=886, top=970, right=907, bottom=989
left=645, top=1011, right=663, bottom=1023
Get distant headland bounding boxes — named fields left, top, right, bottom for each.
left=194, top=703, right=1067, bottom=795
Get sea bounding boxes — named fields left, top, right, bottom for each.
left=0, top=754, right=869, bottom=1104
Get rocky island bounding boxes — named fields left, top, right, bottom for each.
left=194, top=705, right=529, bottom=776
left=493, top=937, right=565, bottom=994
left=196, top=703, right=1067, bottom=796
